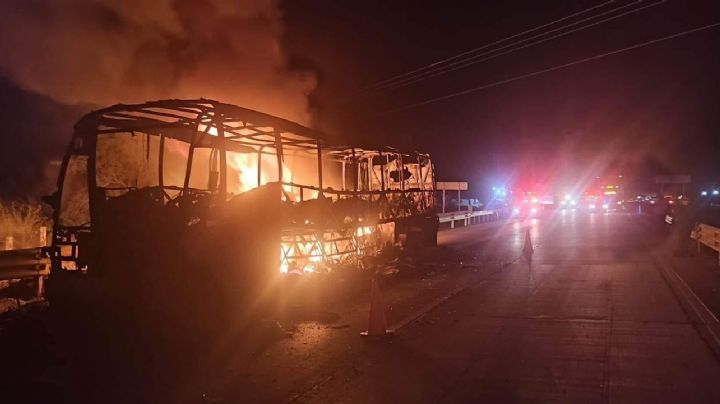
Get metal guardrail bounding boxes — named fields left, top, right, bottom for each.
left=438, top=210, right=499, bottom=228
left=691, top=223, right=720, bottom=266
left=0, top=248, right=52, bottom=297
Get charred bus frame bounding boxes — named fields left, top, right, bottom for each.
left=51, top=99, right=437, bottom=275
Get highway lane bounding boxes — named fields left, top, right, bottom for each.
left=5, top=210, right=719, bottom=403
left=303, top=210, right=720, bottom=403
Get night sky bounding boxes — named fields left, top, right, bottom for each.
left=1, top=0, right=719, bottom=199
left=284, top=0, right=720, bottom=194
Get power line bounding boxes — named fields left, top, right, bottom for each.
left=372, top=0, right=634, bottom=91
left=376, top=0, right=664, bottom=92
left=379, top=22, right=720, bottom=115
left=364, top=0, right=616, bottom=91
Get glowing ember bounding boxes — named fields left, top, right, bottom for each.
left=279, top=225, right=382, bottom=273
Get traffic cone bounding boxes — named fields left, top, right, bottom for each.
left=361, top=278, right=391, bottom=337
left=522, top=228, right=534, bottom=261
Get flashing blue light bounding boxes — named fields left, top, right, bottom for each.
left=701, top=191, right=708, bottom=196
left=493, top=186, right=508, bottom=198
left=714, top=190, right=720, bottom=196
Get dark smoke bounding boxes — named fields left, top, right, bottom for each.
left=0, top=0, right=317, bottom=197
left=0, top=0, right=316, bottom=124
left=0, top=77, right=85, bottom=198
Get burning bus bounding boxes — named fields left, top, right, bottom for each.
left=48, top=100, right=437, bottom=299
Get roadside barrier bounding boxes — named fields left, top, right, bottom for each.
left=0, top=248, right=51, bottom=297
left=691, top=223, right=720, bottom=266
left=438, top=209, right=500, bottom=228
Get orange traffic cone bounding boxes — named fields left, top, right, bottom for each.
left=361, top=278, right=391, bottom=337
left=522, top=228, right=534, bottom=262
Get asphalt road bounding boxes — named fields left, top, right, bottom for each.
left=239, top=211, right=720, bottom=403
left=3, top=210, right=720, bottom=403
left=430, top=211, right=720, bottom=403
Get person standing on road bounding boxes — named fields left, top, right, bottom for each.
left=673, top=195, right=696, bottom=256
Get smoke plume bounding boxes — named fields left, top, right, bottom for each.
left=0, top=0, right=316, bottom=124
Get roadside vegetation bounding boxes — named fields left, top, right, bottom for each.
left=0, top=199, right=50, bottom=249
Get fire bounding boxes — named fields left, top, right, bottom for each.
left=279, top=225, right=381, bottom=273
left=226, top=152, right=299, bottom=199
left=226, top=152, right=262, bottom=192
left=356, top=226, right=373, bottom=237
left=280, top=240, right=323, bottom=274
left=197, top=126, right=393, bottom=274
left=200, top=125, right=313, bottom=201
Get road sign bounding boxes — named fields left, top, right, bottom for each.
left=436, top=182, right=468, bottom=191
left=437, top=181, right=468, bottom=213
